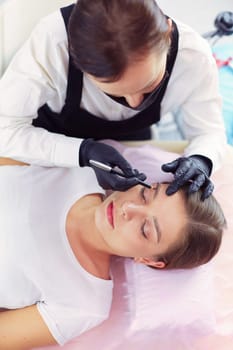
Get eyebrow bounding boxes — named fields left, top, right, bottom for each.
left=152, top=183, right=162, bottom=243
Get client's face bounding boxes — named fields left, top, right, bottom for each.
left=95, top=183, right=187, bottom=261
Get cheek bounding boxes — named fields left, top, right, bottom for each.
left=116, top=223, right=142, bottom=247
left=116, top=222, right=135, bottom=239
left=95, top=203, right=109, bottom=235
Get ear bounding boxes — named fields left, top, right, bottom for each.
left=134, top=257, right=166, bottom=269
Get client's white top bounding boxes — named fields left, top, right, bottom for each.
left=0, top=165, right=112, bottom=345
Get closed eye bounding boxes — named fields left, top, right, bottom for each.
left=141, top=220, right=148, bottom=239
left=140, top=187, right=146, bottom=202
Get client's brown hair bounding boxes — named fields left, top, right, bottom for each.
left=154, top=186, right=226, bottom=269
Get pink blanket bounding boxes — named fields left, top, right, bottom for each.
left=36, top=143, right=233, bottom=350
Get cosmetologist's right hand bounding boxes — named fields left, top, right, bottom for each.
left=79, top=139, right=146, bottom=191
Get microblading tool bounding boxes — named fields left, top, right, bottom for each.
left=89, top=159, right=151, bottom=189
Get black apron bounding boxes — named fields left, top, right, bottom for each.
left=33, top=4, right=179, bottom=141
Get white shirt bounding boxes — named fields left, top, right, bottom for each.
left=0, top=165, right=112, bottom=345
left=0, top=9, right=227, bottom=171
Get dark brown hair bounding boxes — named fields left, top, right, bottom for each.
left=154, top=186, right=227, bottom=270
left=68, top=0, right=171, bottom=81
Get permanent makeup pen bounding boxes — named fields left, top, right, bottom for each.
left=89, top=159, right=152, bottom=189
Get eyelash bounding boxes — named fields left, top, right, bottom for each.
left=140, top=187, right=146, bottom=202
left=140, top=188, right=147, bottom=239
left=141, top=221, right=147, bottom=239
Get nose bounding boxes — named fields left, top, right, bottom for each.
left=124, top=93, right=144, bottom=108
left=122, top=201, right=144, bottom=220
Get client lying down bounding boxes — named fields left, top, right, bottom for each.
left=0, top=163, right=226, bottom=349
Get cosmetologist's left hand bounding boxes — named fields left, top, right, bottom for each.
left=161, top=155, right=214, bottom=200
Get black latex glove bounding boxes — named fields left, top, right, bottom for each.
left=161, top=155, right=214, bottom=200
left=79, top=139, right=146, bottom=191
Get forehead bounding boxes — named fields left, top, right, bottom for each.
left=89, top=50, right=167, bottom=95
left=155, top=184, right=187, bottom=249
left=158, top=186, right=187, bottom=234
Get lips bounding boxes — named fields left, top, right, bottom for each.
left=107, top=202, right=114, bottom=228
